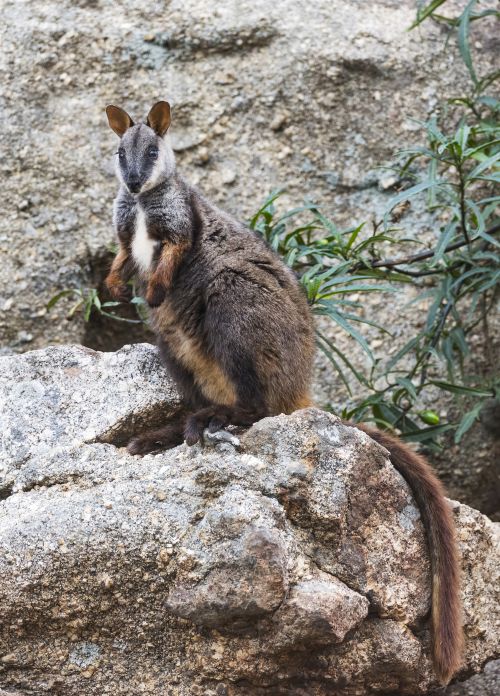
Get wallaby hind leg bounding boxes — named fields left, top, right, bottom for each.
left=129, top=338, right=213, bottom=455
left=127, top=413, right=186, bottom=455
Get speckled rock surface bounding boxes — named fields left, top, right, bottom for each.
left=0, top=344, right=498, bottom=695
left=0, top=343, right=181, bottom=497
left=1, top=0, right=497, bottom=354
left=440, top=659, right=500, bottom=696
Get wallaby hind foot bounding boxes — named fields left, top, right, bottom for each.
left=184, top=405, right=266, bottom=446
left=127, top=417, right=185, bottom=455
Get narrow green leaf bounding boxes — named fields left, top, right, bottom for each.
left=477, top=229, right=500, bottom=249
left=464, top=138, right=500, bottom=158
left=473, top=174, right=500, bottom=184
left=316, top=338, right=352, bottom=395
left=476, top=69, right=500, bottom=92
left=458, top=0, right=479, bottom=85
left=385, top=180, right=442, bottom=224
left=46, top=289, right=77, bottom=310
left=249, top=190, right=283, bottom=229
left=454, top=402, right=483, bottom=442
left=432, top=220, right=459, bottom=265
left=476, top=96, right=500, bottom=111
left=99, top=310, right=144, bottom=324
left=457, top=122, right=470, bottom=154
left=467, top=151, right=500, bottom=180
left=400, top=423, right=455, bottom=442
left=395, top=377, right=418, bottom=400
left=345, top=224, right=365, bottom=250
left=316, top=330, right=370, bottom=389
left=387, top=337, right=419, bottom=370
left=430, top=380, right=493, bottom=397
left=328, top=310, right=374, bottom=361
left=83, top=300, right=93, bottom=322
left=426, top=118, right=448, bottom=145
left=470, top=9, right=500, bottom=20
left=409, top=0, right=447, bottom=30
left=67, top=299, right=84, bottom=318
left=276, top=204, right=317, bottom=224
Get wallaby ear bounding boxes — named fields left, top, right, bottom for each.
left=106, top=105, right=134, bottom=137
left=147, top=101, right=171, bottom=137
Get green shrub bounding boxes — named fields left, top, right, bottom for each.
left=250, top=1, right=500, bottom=446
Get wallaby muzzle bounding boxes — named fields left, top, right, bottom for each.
left=126, top=176, right=142, bottom=193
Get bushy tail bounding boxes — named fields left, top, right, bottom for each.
left=350, top=423, right=463, bottom=684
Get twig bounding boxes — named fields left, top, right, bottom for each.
left=457, top=161, right=470, bottom=245
left=418, top=275, right=468, bottom=387
left=389, top=264, right=462, bottom=278
left=354, top=222, right=500, bottom=272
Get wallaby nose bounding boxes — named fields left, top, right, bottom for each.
left=128, top=176, right=141, bottom=193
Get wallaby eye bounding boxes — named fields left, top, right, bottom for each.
left=147, top=146, right=159, bottom=158
left=118, top=148, right=125, bottom=160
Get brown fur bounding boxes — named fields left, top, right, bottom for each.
left=105, top=247, right=132, bottom=301
left=106, top=102, right=462, bottom=685
left=147, top=299, right=234, bottom=408
left=145, top=239, right=191, bottom=306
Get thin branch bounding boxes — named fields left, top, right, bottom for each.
left=456, top=162, right=470, bottom=245
left=354, top=222, right=500, bottom=272
left=418, top=274, right=468, bottom=387
left=389, top=264, right=462, bottom=278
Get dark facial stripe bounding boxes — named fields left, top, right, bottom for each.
left=131, top=124, right=142, bottom=149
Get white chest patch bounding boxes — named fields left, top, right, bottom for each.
left=131, top=206, right=156, bottom=273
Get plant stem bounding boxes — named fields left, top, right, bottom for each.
left=457, top=164, right=470, bottom=245
left=355, top=222, right=500, bottom=272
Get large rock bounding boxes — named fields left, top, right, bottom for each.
left=443, top=659, right=500, bottom=696
left=0, top=344, right=498, bottom=695
left=1, top=0, right=498, bottom=518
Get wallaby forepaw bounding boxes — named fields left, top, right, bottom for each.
left=105, top=277, right=130, bottom=303
left=146, top=282, right=166, bottom=307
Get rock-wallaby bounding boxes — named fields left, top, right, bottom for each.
left=105, top=101, right=462, bottom=684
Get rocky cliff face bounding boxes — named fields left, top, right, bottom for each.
left=0, top=344, right=498, bottom=695
left=1, top=0, right=498, bottom=354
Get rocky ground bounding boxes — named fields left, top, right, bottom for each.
left=0, top=343, right=499, bottom=695
left=1, top=1, right=498, bottom=519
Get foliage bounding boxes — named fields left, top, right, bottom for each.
left=48, top=0, right=499, bottom=447
left=250, top=181, right=499, bottom=446
left=249, top=0, right=500, bottom=446
left=47, top=284, right=148, bottom=324
left=412, top=0, right=500, bottom=98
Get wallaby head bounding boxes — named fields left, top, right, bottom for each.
left=105, top=101, right=175, bottom=195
